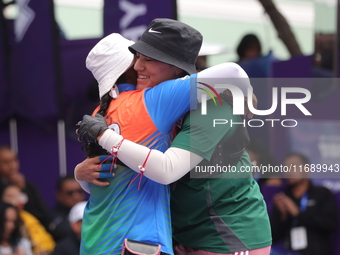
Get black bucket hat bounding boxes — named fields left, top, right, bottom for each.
left=129, top=18, right=203, bottom=75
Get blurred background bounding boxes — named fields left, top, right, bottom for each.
left=1, top=0, right=339, bottom=207
left=0, top=1, right=340, bottom=253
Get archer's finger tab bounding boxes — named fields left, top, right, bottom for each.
left=99, top=155, right=114, bottom=162
left=99, top=172, right=116, bottom=179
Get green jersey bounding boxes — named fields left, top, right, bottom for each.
left=170, top=98, right=272, bottom=253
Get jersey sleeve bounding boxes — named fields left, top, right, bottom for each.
left=143, top=74, right=197, bottom=134
left=143, top=63, right=252, bottom=134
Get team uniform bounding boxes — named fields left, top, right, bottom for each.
left=170, top=99, right=272, bottom=253
left=80, top=76, right=197, bottom=255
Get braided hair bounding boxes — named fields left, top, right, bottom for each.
left=97, top=92, right=111, bottom=117
left=83, top=91, right=113, bottom=157
left=83, top=72, right=127, bottom=157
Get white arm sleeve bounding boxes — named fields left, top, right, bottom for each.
left=196, top=62, right=251, bottom=102
left=99, top=129, right=203, bottom=184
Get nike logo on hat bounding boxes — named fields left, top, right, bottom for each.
left=148, top=28, right=161, bottom=34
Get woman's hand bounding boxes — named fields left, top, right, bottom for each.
left=75, top=156, right=116, bottom=186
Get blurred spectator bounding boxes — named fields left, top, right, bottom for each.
left=270, top=152, right=338, bottom=255
left=313, top=33, right=334, bottom=71
left=236, top=33, right=278, bottom=78
left=1, top=184, right=56, bottom=255
left=0, top=201, right=34, bottom=255
left=51, top=201, right=86, bottom=255
left=246, top=137, right=282, bottom=187
left=46, top=175, right=85, bottom=242
left=0, top=146, right=49, bottom=227
left=236, top=33, right=262, bottom=63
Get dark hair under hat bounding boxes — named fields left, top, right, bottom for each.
left=129, top=18, right=203, bottom=75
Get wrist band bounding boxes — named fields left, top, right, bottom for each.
left=128, top=149, right=152, bottom=190
left=99, top=139, right=125, bottom=173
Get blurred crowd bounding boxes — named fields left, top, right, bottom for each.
left=246, top=140, right=339, bottom=255
left=0, top=145, right=86, bottom=255
left=1, top=136, right=339, bottom=255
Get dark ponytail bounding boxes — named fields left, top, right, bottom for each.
left=97, top=92, right=112, bottom=117
left=84, top=72, right=129, bottom=157
left=83, top=92, right=112, bottom=157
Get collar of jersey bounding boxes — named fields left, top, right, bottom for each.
left=117, top=83, right=136, bottom=92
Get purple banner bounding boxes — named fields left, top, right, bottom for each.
left=104, top=0, right=177, bottom=41
left=59, top=38, right=102, bottom=133
left=10, top=0, right=60, bottom=124
left=0, top=6, right=10, bottom=124
left=0, top=38, right=102, bottom=208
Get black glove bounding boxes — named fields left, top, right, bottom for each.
left=77, top=114, right=108, bottom=143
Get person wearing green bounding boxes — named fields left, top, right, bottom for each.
left=169, top=97, right=272, bottom=254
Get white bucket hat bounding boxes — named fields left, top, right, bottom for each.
left=86, top=33, right=135, bottom=99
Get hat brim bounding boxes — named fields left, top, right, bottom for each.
left=129, top=41, right=197, bottom=75
left=98, top=58, right=134, bottom=99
